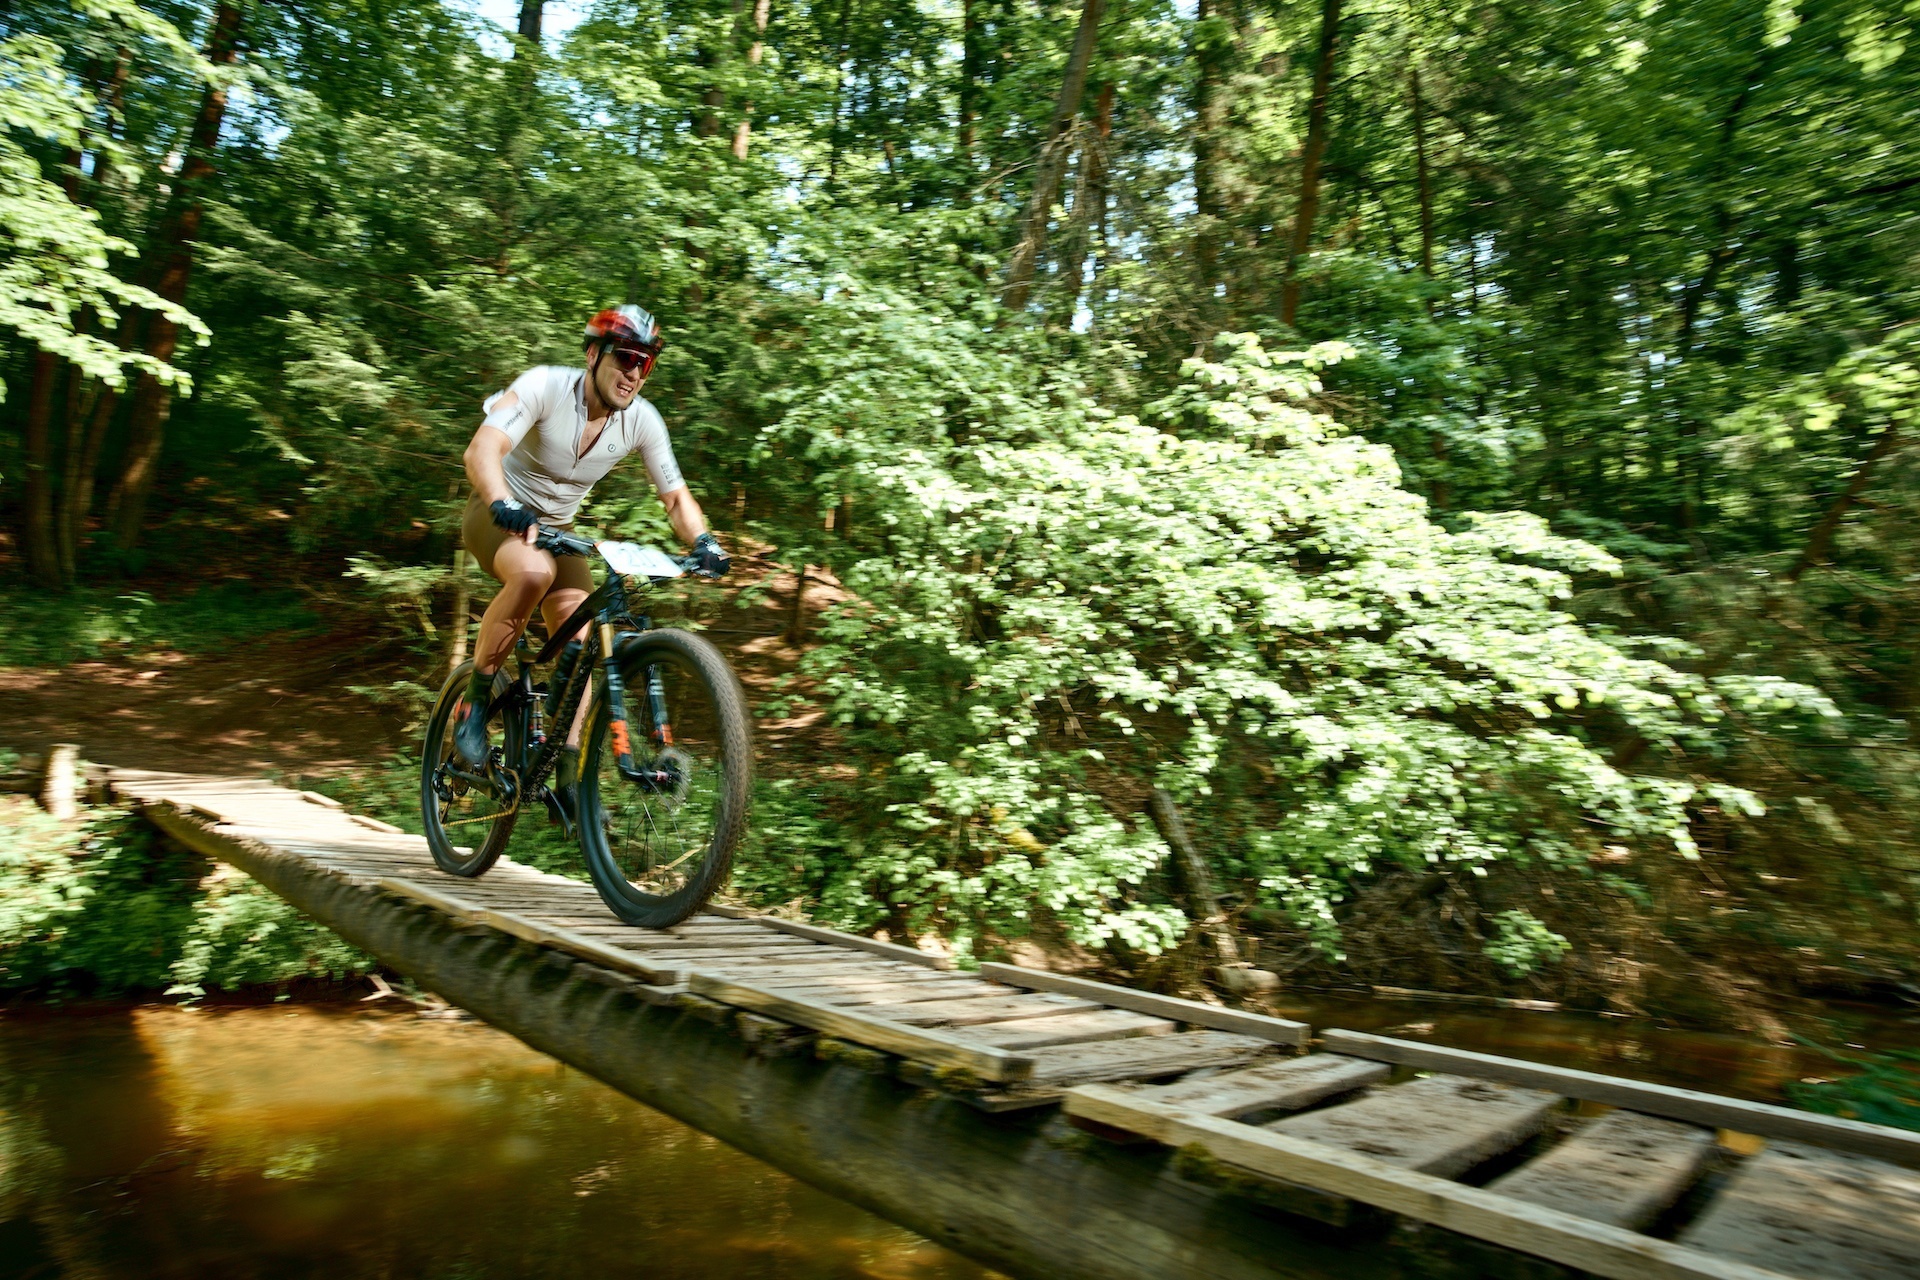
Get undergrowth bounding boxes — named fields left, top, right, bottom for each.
left=0, top=795, right=370, bottom=997
left=0, top=580, right=318, bottom=667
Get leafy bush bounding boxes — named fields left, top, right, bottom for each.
left=0, top=796, right=370, bottom=996
left=744, top=301, right=1834, bottom=968
left=1788, top=1044, right=1920, bottom=1133
left=0, top=581, right=318, bottom=667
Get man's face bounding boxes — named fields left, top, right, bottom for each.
left=590, top=345, right=647, bottom=410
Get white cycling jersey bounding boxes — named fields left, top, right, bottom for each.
left=482, top=364, right=684, bottom=524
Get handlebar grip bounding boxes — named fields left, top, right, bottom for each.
left=535, top=528, right=595, bottom=557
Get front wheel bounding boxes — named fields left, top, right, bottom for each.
left=420, top=660, right=522, bottom=876
left=577, top=630, right=753, bottom=927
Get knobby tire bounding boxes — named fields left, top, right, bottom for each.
left=577, top=629, right=752, bottom=927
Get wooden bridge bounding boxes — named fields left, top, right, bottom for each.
left=106, top=767, right=1920, bottom=1280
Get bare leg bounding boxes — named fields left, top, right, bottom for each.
left=473, top=539, right=558, bottom=674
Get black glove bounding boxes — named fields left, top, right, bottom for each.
left=490, top=498, right=537, bottom=536
left=692, top=532, right=731, bottom=577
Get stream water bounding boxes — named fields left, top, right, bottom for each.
left=0, top=1004, right=995, bottom=1280
left=2, top=992, right=1915, bottom=1280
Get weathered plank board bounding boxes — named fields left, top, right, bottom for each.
left=980, top=963, right=1309, bottom=1048
left=1266, top=1074, right=1559, bottom=1178
left=1680, top=1141, right=1920, bottom=1280
left=376, top=876, right=682, bottom=984
left=775, top=979, right=1004, bottom=1005
left=1321, top=1030, right=1920, bottom=1168
left=1064, top=1085, right=1795, bottom=1280
left=1147, top=1054, right=1388, bottom=1118
left=858, top=993, right=1101, bottom=1027
left=956, top=1008, right=1177, bottom=1051
left=749, top=916, right=954, bottom=970
left=686, top=971, right=1036, bottom=1083
left=1024, top=1031, right=1277, bottom=1088
left=1491, top=1110, right=1714, bottom=1230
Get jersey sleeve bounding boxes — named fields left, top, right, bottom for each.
left=481, top=367, right=555, bottom=448
left=632, top=402, right=686, bottom=496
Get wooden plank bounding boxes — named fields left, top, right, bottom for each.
left=771, top=990, right=1006, bottom=1005
left=376, top=877, right=681, bottom=984
left=857, top=993, right=1101, bottom=1027
left=1680, top=1141, right=1920, bottom=1279
left=701, top=962, right=932, bottom=984
left=1025, top=1030, right=1276, bottom=1088
left=1321, top=1029, right=1920, bottom=1168
left=980, top=963, right=1309, bottom=1048
left=1064, top=1085, right=1794, bottom=1280
left=1267, top=1074, right=1558, bottom=1178
left=685, top=971, right=1035, bottom=1084
left=300, top=790, right=344, bottom=808
left=1147, top=1054, right=1389, bottom=1118
left=750, top=917, right=954, bottom=970
left=955, top=1008, right=1177, bottom=1051
left=636, top=937, right=832, bottom=954
left=1492, top=1111, right=1713, bottom=1230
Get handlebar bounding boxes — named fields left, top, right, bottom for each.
left=534, top=528, right=597, bottom=558
left=534, top=527, right=705, bottom=576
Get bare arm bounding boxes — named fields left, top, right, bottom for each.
left=465, top=399, right=538, bottom=542
left=464, top=403, right=517, bottom=504
left=659, top=485, right=710, bottom=548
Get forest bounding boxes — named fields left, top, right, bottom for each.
left=2, top=0, right=1918, bottom=1036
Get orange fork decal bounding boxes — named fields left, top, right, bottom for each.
left=610, top=719, right=632, bottom=759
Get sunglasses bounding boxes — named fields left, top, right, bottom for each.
left=605, top=344, right=660, bottom=377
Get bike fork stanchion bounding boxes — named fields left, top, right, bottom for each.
left=597, top=622, right=638, bottom=774
left=644, top=663, right=672, bottom=747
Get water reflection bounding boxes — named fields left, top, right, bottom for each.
left=1269, top=991, right=1920, bottom=1101
left=0, top=1005, right=997, bottom=1280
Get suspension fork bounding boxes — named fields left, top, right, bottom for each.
left=597, top=621, right=636, bottom=774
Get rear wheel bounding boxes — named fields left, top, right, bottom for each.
left=420, top=661, right=522, bottom=876
left=577, top=630, right=752, bottom=927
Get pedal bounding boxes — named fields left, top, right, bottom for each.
left=540, top=785, right=578, bottom=839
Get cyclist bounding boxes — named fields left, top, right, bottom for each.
left=452, top=304, right=731, bottom=822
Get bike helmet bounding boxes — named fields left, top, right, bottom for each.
left=584, top=304, right=662, bottom=352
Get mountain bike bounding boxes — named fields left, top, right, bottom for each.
left=419, top=530, right=752, bottom=927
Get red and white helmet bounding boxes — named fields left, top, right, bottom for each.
left=584, top=304, right=661, bottom=351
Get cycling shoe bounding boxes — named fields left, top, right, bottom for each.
left=452, top=695, right=492, bottom=768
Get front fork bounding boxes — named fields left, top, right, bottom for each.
left=599, top=621, right=675, bottom=786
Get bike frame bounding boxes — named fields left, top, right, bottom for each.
left=489, top=545, right=678, bottom=806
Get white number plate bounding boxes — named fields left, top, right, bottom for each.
left=596, top=540, right=683, bottom=578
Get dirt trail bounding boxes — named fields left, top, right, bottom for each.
left=0, top=629, right=419, bottom=776
left=0, top=558, right=843, bottom=778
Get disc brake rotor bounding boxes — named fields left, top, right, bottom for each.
left=648, top=747, right=694, bottom=810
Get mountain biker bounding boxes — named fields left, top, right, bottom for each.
left=452, top=304, right=731, bottom=822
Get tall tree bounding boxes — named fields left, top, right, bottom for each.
left=104, top=0, right=243, bottom=548
left=1000, top=0, right=1104, bottom=310
left=1278, top=0, right=1341, bottom=326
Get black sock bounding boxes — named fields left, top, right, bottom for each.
left=466, top=669, right=493, bottom=714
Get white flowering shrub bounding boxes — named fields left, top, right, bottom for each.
left=749, top=288, right=1832, bottom=965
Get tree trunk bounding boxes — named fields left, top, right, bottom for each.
left=517, top=0, right=542, bottom=45
left=1000, top=0, right=1104, bottom=311
left=959, top=0, right=980, bottom=174
left=104, top=1, right=242, bottom=549
left=826, top=0, right=854, bottom=192
left=1410, top=67, right=1435, bottom=281
left=732, top=0, right=770, bottom=159
left=21, top=352, right=63, bottom=587
left=1278, top=0, right=1342, bottom=327
left=1787, top=424, right=1901, bottom=582
left=449, top=548, right=472, bottom=673
left=1192, top=0, right=1230, bottom=311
